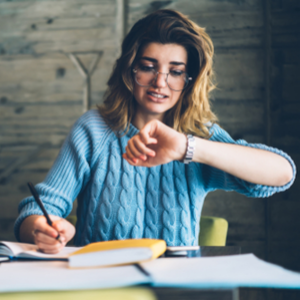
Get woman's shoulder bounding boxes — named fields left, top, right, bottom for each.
left=67, top=109, right=113, bottom=146
left=207, top=123, right=234, bottom=143
left=72, top=109, right=110, bottom=133
left=75, top=109, right=105, bottom=125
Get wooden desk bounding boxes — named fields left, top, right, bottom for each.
left=152, top=287, right=239, bottom=300
left=199, top=245, right=241, bottom=257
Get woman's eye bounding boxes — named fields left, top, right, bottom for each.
left=170, top=70, right=184, bottom=77
left=140, top=65, right=155, bottom=72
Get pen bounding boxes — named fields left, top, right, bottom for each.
left=134, top=263, right=151, bottom=277
left=27, top=182, right=62, bottom=244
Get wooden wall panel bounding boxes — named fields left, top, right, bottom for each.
left=272, top=11, right=300, bottom=49
left=212, top=100, right=264, bottom=141
left=0, top=0, right=118, bottom=54
left=212, top=50, right=265, bottom=101
left=128, top=0, right=263, bottom=25
left=1, top=171, right=49, bottom=218
left=202, top=191, right=266, bottom=241
left=183, top=12, right=264, bottom=49
left=268, top=74, right=300, bottom=298
left=269, top=241, right=300, bottom=272
left=268, top=0, right=300, bottom=278
left=0, top=0, right=122, bottom=241
left=0, top=218, right=16, bottom=241
left=128, top=0, right=264, bottom=48
left=271, top=198, right=300, bottom=241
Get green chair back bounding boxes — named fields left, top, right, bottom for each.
left=198, top=216, right=228, bottom=246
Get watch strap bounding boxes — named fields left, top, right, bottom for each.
left=183, top=135, right=195, bottom=164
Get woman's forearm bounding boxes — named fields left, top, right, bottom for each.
left=193, top=137, right=293, bottom=186
left=122, top=119, right=294, bottom=186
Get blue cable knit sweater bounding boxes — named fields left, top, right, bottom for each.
left=15, top=109, right=296, bottom=246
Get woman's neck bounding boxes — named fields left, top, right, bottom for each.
left=132, top=111, right=164, bottom=130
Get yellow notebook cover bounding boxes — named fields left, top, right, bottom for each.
left=68, top=239, right=166, bottom=268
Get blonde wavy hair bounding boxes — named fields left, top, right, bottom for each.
left=98, top=9, right=218, bottom=138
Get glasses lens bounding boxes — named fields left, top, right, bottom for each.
left=167, top=71, right=188, bottom=91
left=135, top=67, right=156, bottom=87
left=134, top=68, right=189, bottom=91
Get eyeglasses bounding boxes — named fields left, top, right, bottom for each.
left=132, top=66, right=192, bottom=92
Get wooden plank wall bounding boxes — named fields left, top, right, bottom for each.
left=0, top=0, right=125, bottom=240
left=0, top=2, right=299, bottom=298
left=267, top=4, right=300, bottom=299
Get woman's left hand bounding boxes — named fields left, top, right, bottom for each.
left=123, top=119, right=187, bottom=167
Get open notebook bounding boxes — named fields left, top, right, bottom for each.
left=0, top=241, right=78, bottom=260
left=0, top=239, right=166, bottom=267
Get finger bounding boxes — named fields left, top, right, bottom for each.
left=34, top=230, right=66, bottom=245
left=123, top=153, right=144, bottom=166
left=132, top=138, right=156, bottom=159
left=39, top=248, right=62, bottom=254
left=133, top=139, right=156, bottom=158
left=52, top=219, right=65, bottom=233
left=51, top=221, right=67, bottom=244
left=123, top=153, right=154, bottom=168
left=128, top=138, right=145, bottom=159
left=37, top=241, right=64, bottom=254
left=34, top=218, right=59, bottom=239
left=139, top=130, right=158, bottom=146
left=125, top=146, right=139, bottom=164
left=55, top=219, right=76, bottom=243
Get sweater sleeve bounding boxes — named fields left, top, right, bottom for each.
left=14, top=110, right=108, bottom=241
left=201, top=123, right=296, bottom=198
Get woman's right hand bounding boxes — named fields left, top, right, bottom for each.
left=20, top=215, right=76, bottom=254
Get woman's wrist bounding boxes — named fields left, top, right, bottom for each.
left=19, top=215, right=40, bottom=243
left=177, top=133, right=189, bottom=162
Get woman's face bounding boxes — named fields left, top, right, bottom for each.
left=132, top=42, right=188, bottom=121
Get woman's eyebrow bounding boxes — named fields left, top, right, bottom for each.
left=170, top=61, right=186, bottom=66
left=140, top=57, right=186, bottom=66
left=140, top=57, right=157, bottom=63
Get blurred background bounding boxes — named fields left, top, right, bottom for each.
left=0, top=0, right=299, bottom=298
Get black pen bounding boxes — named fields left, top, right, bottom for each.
left=27, top=182, right=62, bottom=244
left=134, top=263, right=151, bottom=277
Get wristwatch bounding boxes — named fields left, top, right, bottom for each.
left=183, top=135, right=195, bottom=164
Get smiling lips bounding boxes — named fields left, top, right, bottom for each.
left=147, top=91, right=168, bottom=101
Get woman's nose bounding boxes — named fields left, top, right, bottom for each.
left=153, top=72, right=167, bottom=88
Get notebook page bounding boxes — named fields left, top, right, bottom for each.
left=0, top=241, right=80, bottom=259
left=0, top=261, right=150, bottom=292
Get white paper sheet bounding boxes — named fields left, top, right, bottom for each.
left=0, top=261, right=150, bottom=292
left=141, top=254, right=300, bottom=289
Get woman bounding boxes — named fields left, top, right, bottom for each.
left=16, top=10, right=295, bottom=254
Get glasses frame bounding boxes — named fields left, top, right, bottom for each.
left=132, top=68, right=192, bottom=92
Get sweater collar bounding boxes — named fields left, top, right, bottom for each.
left=126, top=123, right=140, bottom=138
